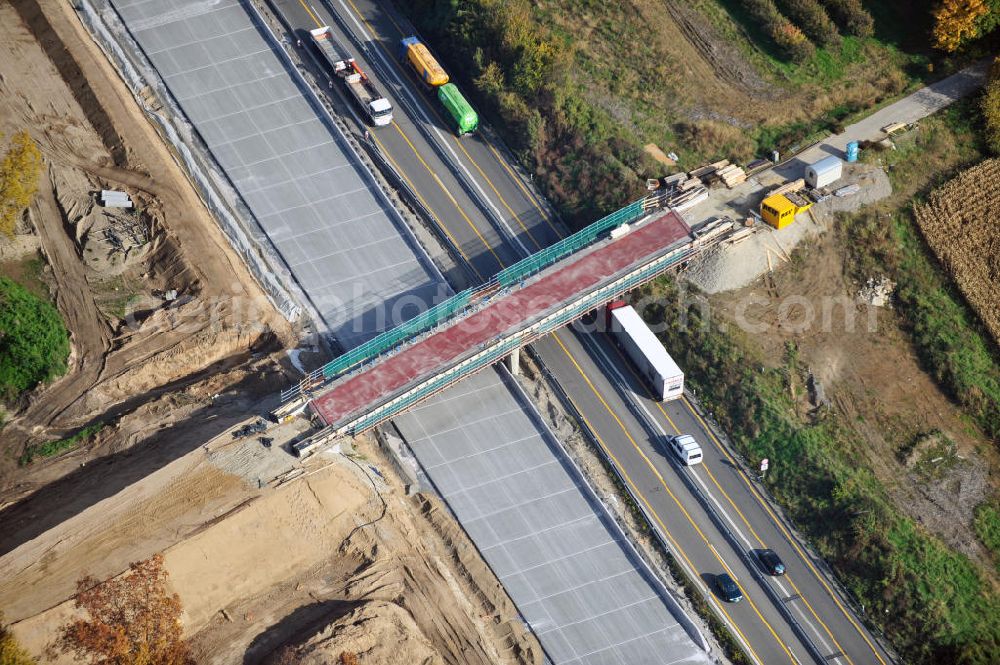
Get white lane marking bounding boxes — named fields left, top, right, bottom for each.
left=331, top=0, right=531, bottom=257
left=577, top=329, right=840, bottom=658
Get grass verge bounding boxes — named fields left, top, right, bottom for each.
left=640, top=276, right=1000, bottom=664
left=19, top=422, right=105, bottom=466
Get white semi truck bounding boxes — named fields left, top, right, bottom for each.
left=309, top=27, right=393, bottom=127
left=607, top=301, right=684, bottom=401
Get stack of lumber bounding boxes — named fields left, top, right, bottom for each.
left=769, top=178, right=805, bottom=197
left=645, top=172, right=709, bottom=212
left=716, top=164, right=747, bottom=188
left=687, top=159, right=746, bottom=189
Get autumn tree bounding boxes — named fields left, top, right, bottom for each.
left=53, top=555, right=194, bottom=665
left=0, top=614, right=36, bottom=665
left=0, top=131, right=43, bottom=237
left=932, top=0, right=989, bottom=51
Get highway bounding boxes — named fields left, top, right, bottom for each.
left=268, top=0, right=894, bottom=663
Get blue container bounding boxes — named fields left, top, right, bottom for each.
left=846, top=141, right=859, bottom=163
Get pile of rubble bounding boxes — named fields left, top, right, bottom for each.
left=857, top=276, right=895, bottom=307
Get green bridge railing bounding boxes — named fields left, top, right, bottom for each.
left=281, top=197, right=654, bottom=403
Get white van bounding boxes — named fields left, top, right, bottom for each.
left=668, top=434, right=703, bottom=466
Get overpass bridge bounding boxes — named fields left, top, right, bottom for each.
left=275, top=199, right=733, bottom=449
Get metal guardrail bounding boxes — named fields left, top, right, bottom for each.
left=279, top=197, right=656, bottom=403
left=574, top=333, right=828, bottom=664
left=336, top=240, right=699, bottom=434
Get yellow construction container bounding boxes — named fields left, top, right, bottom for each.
left=761, top=193, right=811, bottom=229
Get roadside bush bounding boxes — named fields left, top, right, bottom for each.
left=0, top=277, right=70, bottom=401
left=775, top=0, right=842, bottom=46
left=19, top=422, right=104, bottom=466
left=819, top=0, right=875, bottom=37
left=739, top=0, right=818, bottom=61
left=983, top=58, right=1000, bottom=154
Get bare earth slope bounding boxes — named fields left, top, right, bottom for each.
left=0, top=0, right=290, bottom=496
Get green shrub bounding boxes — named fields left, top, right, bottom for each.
left=983, top=58, right=1000, bottom=154
left=775, top=0, right=842, bottom=46
left=0, top=276, right=70, bottom=401
left=974, top=501, right=1000, bottom=560
left=739, top=0, right=818, bottom=61
left=19, top=422, right=105, bottom=466
left=819, top=0, right=874, bottom=37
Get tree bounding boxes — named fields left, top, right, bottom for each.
left=0, top=277, right=70, bottom=401
left=932, top=0, right=989, bottom=51
left=53, top=555, right=194, bottom=665
left=0, top=131, right=43, bottom=237
left=0, top=615, right=36, bottom=665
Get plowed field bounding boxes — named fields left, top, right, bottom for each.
left=914, top=159, right=1000, bottom=344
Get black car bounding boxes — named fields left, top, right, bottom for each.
left=715, top=573, right=743, bottom=603
left=757, top=548, right=786, bottom=576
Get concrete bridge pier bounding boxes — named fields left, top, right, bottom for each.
left=506, top=347, right=521, bottom=376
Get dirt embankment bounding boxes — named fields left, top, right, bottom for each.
left=708, top=227, right=999, bottom=574
left=0, top=0, right=292, bottom=497
left=1, top=430, right=541, bottom=665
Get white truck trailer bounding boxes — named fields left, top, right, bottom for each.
left=309, top=27, right=393, bottom=127
left=607, top=301, right=684, bottom=401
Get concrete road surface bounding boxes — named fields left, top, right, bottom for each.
left=777, top=59, right=990, bottom=175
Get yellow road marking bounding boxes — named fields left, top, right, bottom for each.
left=605, top=340, right=855, bottom=663
left=485, top=139, right=565, bottom=240
left=552, top=333, right=796, bottom=664
left=556, top=364, right=764, bottom=665
left=296, top=0, right=321, bottom=26
left=683, top=396, right=887, bottom=665
left=342, top=0, right=543, bottom=251
left=296, top=0, right=504, bottom=275
left=389, top=123, right=505, bottom=272
left=302, top=4, right=851, bottom=662
left=369, top=133, right=478, bottom=276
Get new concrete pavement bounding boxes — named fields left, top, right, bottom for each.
left=269, top=0, right=900, bottom=662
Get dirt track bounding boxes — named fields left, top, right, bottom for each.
left=0, top=0, right=292, bottom=496
left=0, top=3, right=545, bottom=663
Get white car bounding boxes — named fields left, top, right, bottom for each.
left=667, top=434, right=703, bottom=466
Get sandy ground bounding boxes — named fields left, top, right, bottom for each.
left=683, top=163, right=892, bottom=294
left=0, top=3, right=543, bottom=663
left=0, top=0, right=292, bottom=497
left=2, top=426, right=541, bottom=664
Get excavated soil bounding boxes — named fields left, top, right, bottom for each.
left=0, top=0, right=292, bottom=498
left=1, top=432, right=542, bottom=665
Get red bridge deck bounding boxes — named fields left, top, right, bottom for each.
left=310, top=210, right=690, bottom=427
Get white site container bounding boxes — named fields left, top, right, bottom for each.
left=804, top=156, right=843, bottom=189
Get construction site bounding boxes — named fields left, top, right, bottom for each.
left=1, top=0, right=997, bottom=664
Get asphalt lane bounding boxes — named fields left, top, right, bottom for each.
left=534, top=329, right=810, bottom=665
left=271, top=0, right=519, bottom=279
left=315, top=0, right=563, bottom=253
left=269, top=0, right=893, bottom=662
left=556, top=323, right=894, bottom=665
